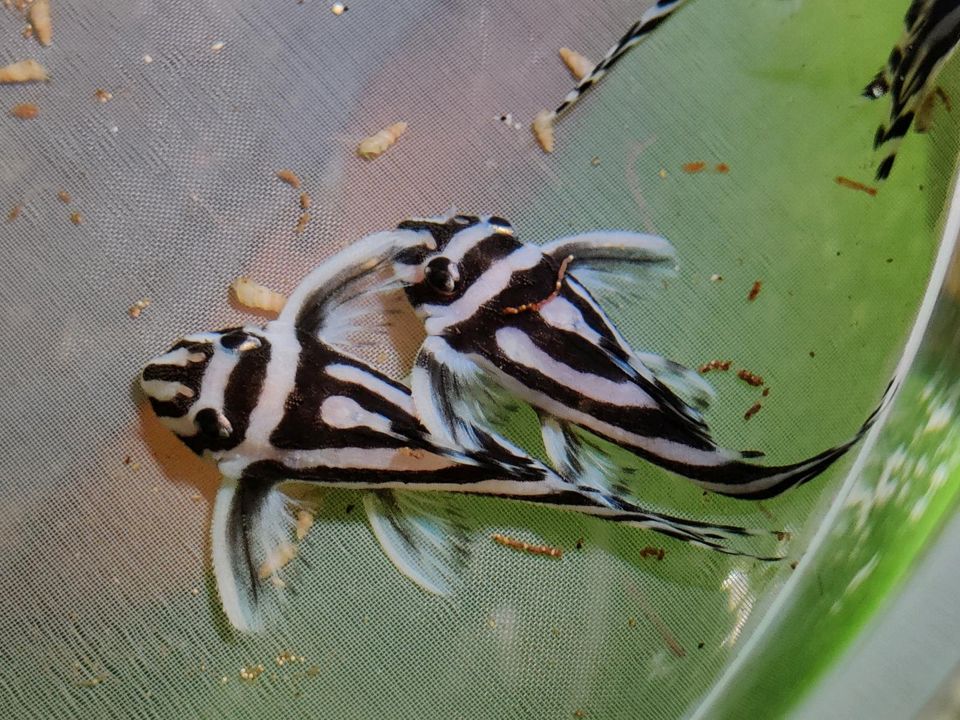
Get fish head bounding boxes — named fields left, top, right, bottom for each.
left=392, top=212, right=522, bottom=316
left=140, top=327, right=271, bottom=458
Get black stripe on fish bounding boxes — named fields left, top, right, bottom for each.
left=269, top=333, right=426, bottom=451
left=141, top=342, right=214, bottom=418
left=181, top=338, right=272, bottom=454
left=242, top=459, right=498, bottom=486
left=404, top=232, right=523, bottom=309
left=395, top=215, right=482, bottom=262
left=443, top=317, right=717, bottom=451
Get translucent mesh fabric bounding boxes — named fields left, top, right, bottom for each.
left=0, top=0, right=957, bottom=718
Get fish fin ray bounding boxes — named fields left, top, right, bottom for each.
left=210, top=478, right=301, bottom=633
left=277, top=229, right=429, bottom=351
left=364, top=489, right=473, bottom=595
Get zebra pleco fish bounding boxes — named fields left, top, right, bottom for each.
left=382, top=212, right=893, bottom=504
left=534, top=0, right=690, bottom=151
left=140, top=229, right=777, bottom=632
left=864, top=0, right=960, bottom=179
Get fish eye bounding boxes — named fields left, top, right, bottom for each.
left=194, top=407, right=232, bottom=440
left=219, top=329, right=260, bottom=352
left=424, top=257, right=460, bottom=295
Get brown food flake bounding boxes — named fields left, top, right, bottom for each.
left=258, top=543, right=297, bottom=579
left=57, top=190, right=71, bottom=204
left=294, top=212, right=310, bottom=234
left=492, top=533, right=563, bottom=558
left=762, top=387, right=770, bottom=397
left=94, top=88, right=112, bottom=103
left=835, top=176, right=877, bottom=197
left=639, top=546, right=666, bottom=561
left=275, top=169, right=301, bottom=188
left=10, top=102, right=39, bottom=119
left=774, top=530, right=793, bottom=542
left=357, top=122, right=408, bottom=159
left=736, top=369, right=764, bottom=387
left=299, top=192, right=311, bottom=210
left=747, top=280, right=762, bottom=301
left=29, top=0, right=51, bottom=46
left=682, top=161, right=706, bottom=173
left=698, top=359, right=732, bottom=374
left=0, top=59, right=49, bottom=83
left=744, top=402, right=762, bottom=421
left=715, top=162, right=730, bottom=173
left=69, top=211, right=82, bottom=225
left=7, top=205, right=22, bottom=222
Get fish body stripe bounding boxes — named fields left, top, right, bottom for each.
left=182, top=337, right=271, bottom=455
left=867, top=0, right=960, bottom=178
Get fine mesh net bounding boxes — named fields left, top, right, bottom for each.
left=1, top=0, right=958, bottom=718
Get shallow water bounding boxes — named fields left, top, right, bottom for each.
left=0, top=0, right=957, bottom=718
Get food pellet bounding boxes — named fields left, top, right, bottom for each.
left=29, top=0, right=51, bottom=46
left=0, top=59, right=48, bottom=83
left=230, top=277, right=286, bottom=314
left=736, top=369, right=764, bottom=387
left=492, top=533, right=562, bottom=558
left=835, top=175, right=878, bottom=197
left=698, top=359, right=732, bottom=373
left=357, top=122, right=408, bottom=159
left=558, top=47, right=593, bottom=81
left=682, top=161, right=706, bottom=173
left=744, top=402, right=762, bottom=421
left=128, top=298, right=151, bottom=318
left=747, top=280, right=762, bottom=301
left=531, top=110, right=555, bottom=153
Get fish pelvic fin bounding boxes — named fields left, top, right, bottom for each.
left=210, top=477, right=304, bottom=633
left=364, top=489, right=474, bottom=595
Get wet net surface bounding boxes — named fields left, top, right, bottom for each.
left=0, top=0, right=957, bottom=718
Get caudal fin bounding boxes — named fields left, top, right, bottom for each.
left=686, top=381, right=895, bottom=501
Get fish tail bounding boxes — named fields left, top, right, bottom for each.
left=873, top=108, right=915, bottom=179
left=553, top=0, right=690, bottom=118
left=568, top=486, right=783, bottom=560
left=686, top=381, right=895, bottom=500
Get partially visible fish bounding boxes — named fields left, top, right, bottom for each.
left=380, top=212, right=893, bottom=503
left=534, top=0, right=690, bottom=150
left=864, top=0, right=960, bottom=179
left=140, top=229, right=778, bottom=632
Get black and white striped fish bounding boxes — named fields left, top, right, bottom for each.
left=140, top=230, right=774, bottom=632
left=534, top=0, right=689, bottom=148
left=382, top=212, right=890, bottom=504
left=864, top=0, right=960, bottom=179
